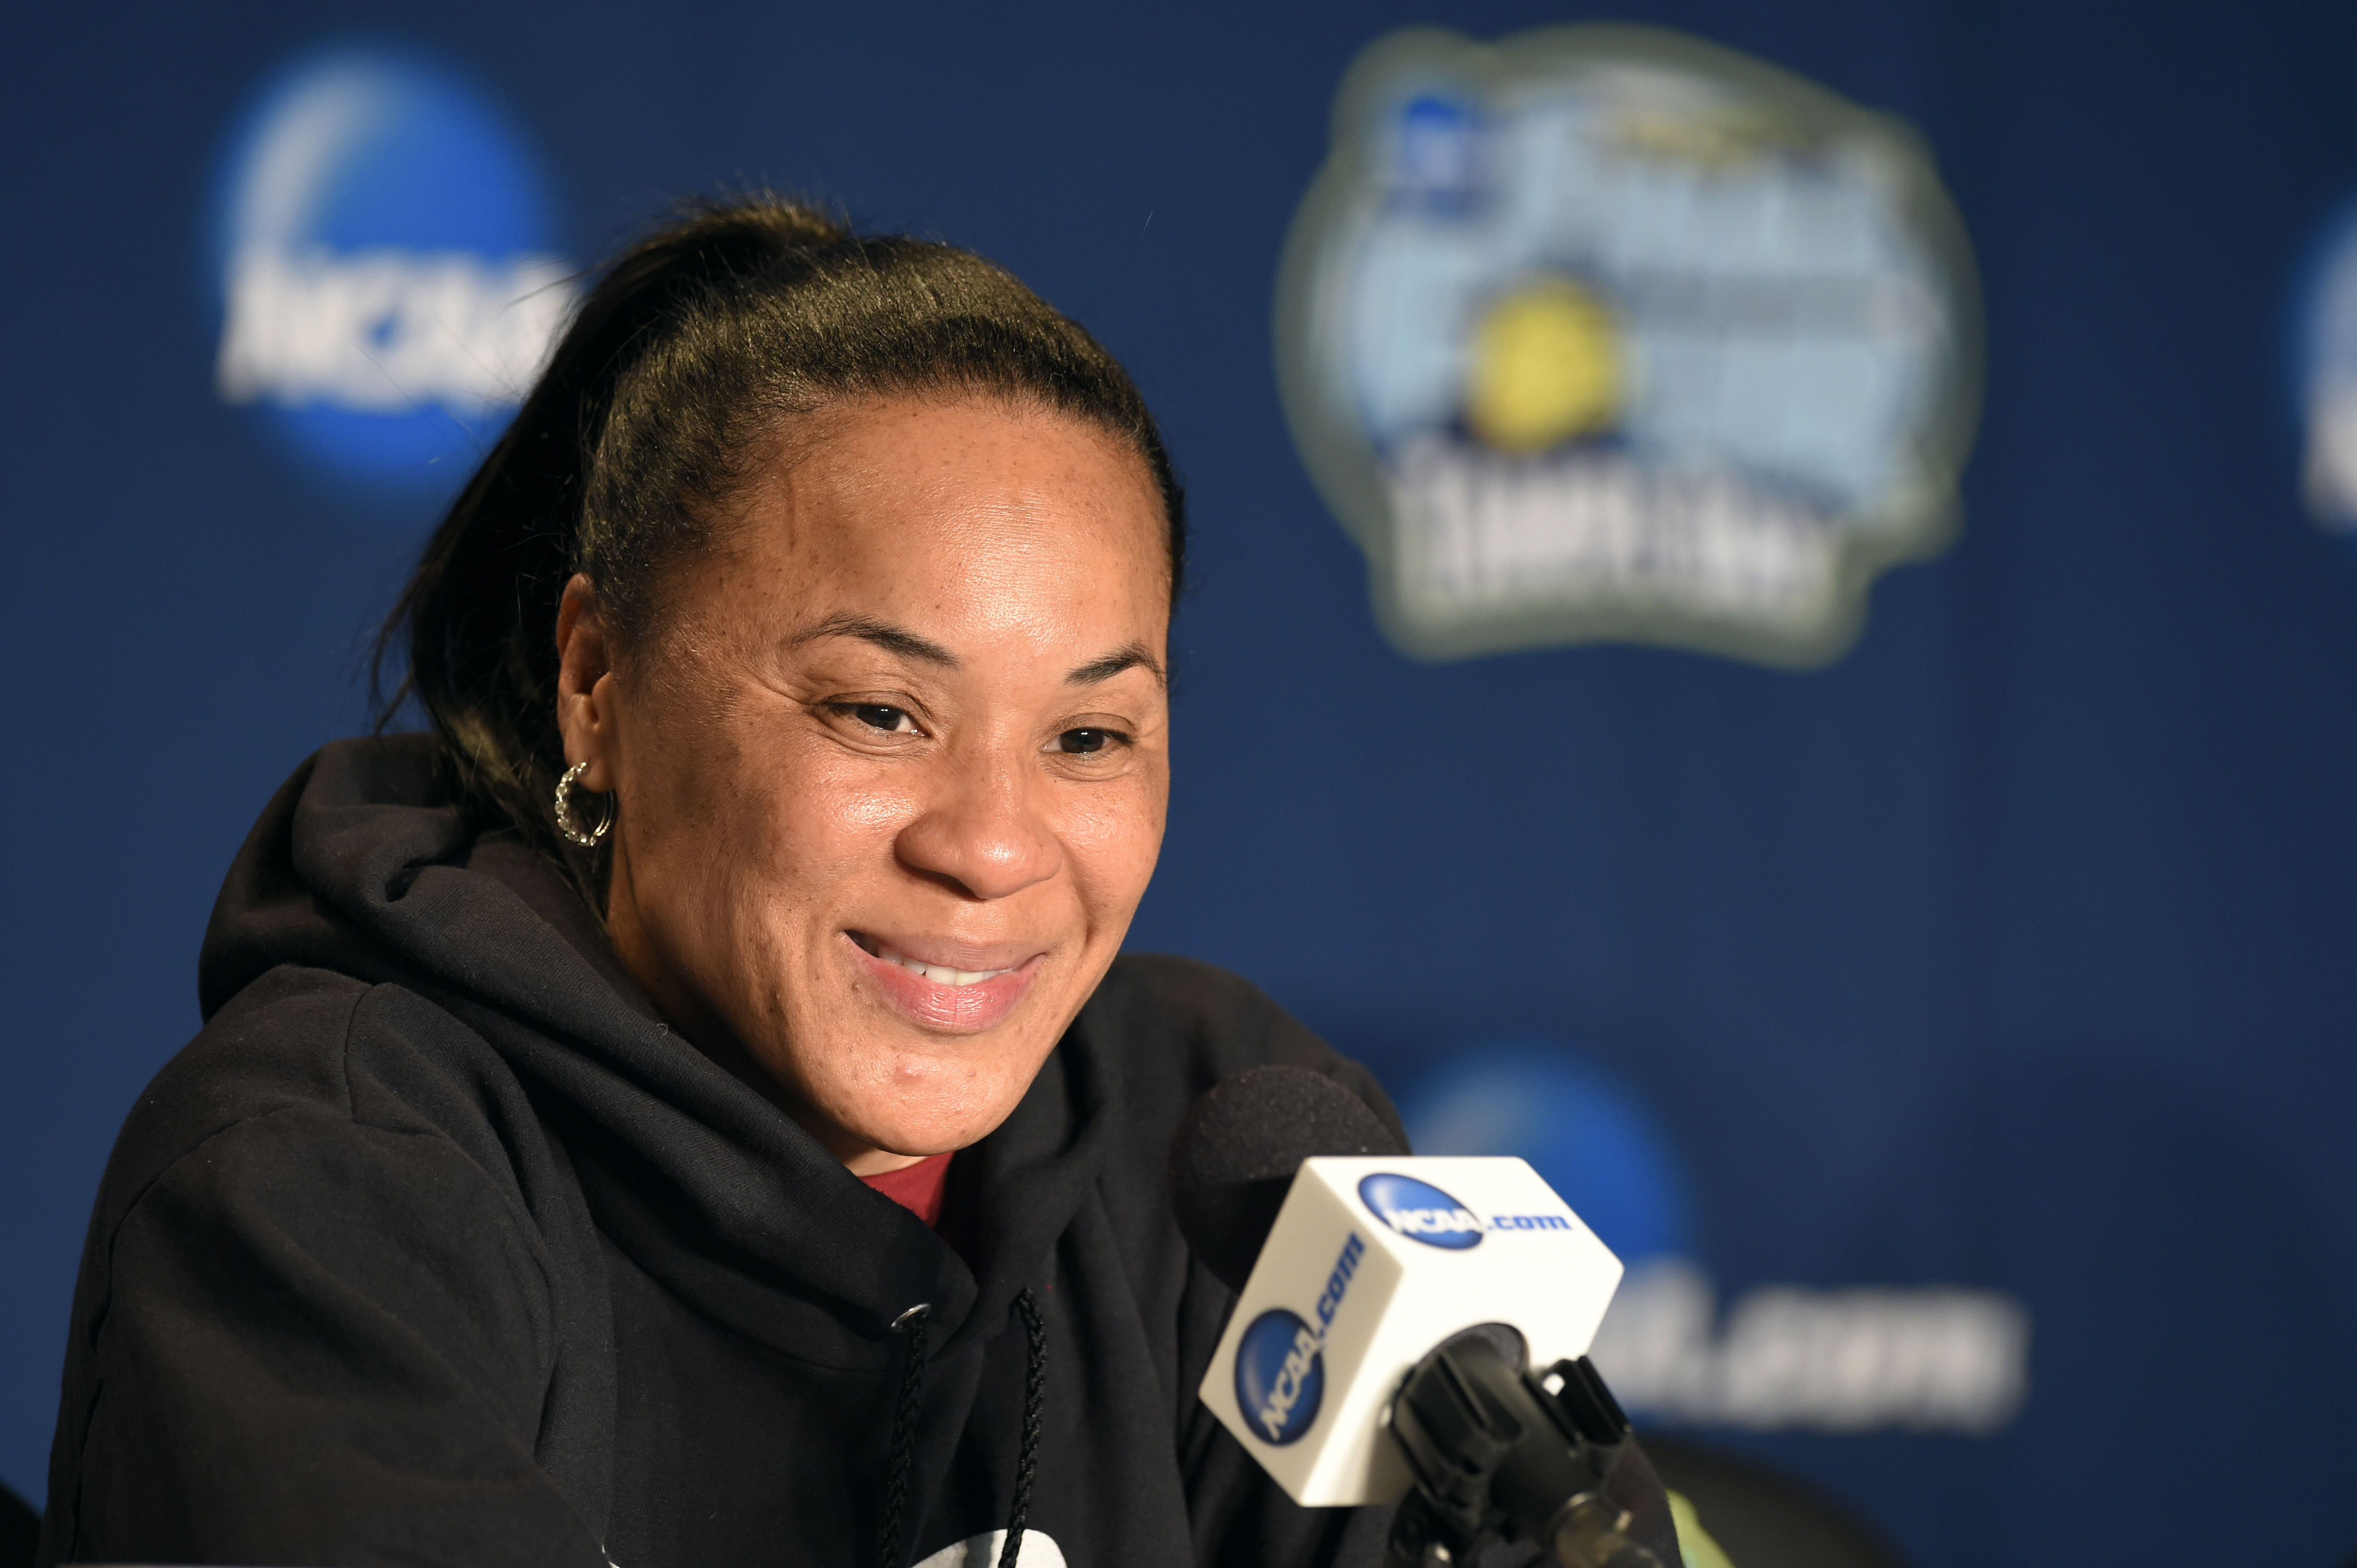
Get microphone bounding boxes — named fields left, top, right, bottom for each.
left=1169, top=1066, right=1671, bottom=1568
left=1168, top=1063, right=1409, bottom=1294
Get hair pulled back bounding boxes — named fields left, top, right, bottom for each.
left=377, top=196, right=1186, bottom=895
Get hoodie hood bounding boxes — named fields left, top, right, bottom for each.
left=198, top=732, right=1113, bottom=1367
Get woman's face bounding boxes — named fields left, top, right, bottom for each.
left=556, top=397, right=1172, bottom=1171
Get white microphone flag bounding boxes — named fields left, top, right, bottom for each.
left=1199, top=1156, right=1624, bottom=1506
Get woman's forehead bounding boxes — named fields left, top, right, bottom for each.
left=749, top=403, right=1163, bottom=565
left=673, top=401, right=1171, bottom=660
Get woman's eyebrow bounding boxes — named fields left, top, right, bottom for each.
left=792, top=612, right=959, bottom=667
left=1067, top=643, right=1167, bottom=689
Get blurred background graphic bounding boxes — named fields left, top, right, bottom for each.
left=6, top=3, right=2357, bottom=1564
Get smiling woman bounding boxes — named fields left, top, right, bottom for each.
left=565, top=397, right=1175, bottom=1169
left=38, top=200, right=1404, bottom=1568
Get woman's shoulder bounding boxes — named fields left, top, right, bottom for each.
left=101, top=964, right=540, bottom=1238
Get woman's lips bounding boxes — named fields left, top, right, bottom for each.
left=847, top=932, right=1043, bottom=1033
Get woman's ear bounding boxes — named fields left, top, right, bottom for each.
left=555, top=574, right=620, bottom=792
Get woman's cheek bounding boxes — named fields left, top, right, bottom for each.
left=1062, top=780, right=1168, bottom=913
left=789, top=737, right=916, bottom=849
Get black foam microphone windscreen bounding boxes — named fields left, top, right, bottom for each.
left=1167, top=1064, right=1408, bottom=1293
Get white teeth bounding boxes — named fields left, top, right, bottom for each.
left=867, top=941, right=1013, bottom=987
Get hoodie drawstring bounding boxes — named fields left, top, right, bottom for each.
left=997, top=1288, right=1048, bottom=1568
left=876, top=1290, right=1050, bottom=1568
left=880, top=1303, right=932, bottom=1568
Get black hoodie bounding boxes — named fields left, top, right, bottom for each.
left=37, top=736, right=1411, bottom=1568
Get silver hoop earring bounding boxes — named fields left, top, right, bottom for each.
left=553, top=761, right=615, bottom=847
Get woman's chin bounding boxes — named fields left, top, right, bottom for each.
left=800, top=1046, right=1036, bottom=1160
left=843, top=1102, right=996, bottom=1161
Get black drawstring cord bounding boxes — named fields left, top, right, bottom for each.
left=879, top=1303, right=932, bottom=1568
left=998, top=1289, right=1048, bottom=1568
left=876, top=1291, right=1048, bottom=1568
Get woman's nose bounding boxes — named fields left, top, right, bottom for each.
left=892, top=756, right=1063, bottom=901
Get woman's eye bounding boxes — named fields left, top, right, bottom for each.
left=834, top=703, right=914, bottom=734
left=1057, top=728, right=1121, bottom=756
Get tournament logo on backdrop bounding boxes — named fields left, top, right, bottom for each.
left=2292, top=194, right=2357, bottom=546
left=1276, top=26, right=1982, bottom=666
left=209, top=46, right=576, bottom=498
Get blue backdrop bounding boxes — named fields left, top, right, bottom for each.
left=7, top=3, right=2357, bottom=1565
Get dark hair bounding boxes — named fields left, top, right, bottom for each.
left=375, top=196, right=1186, bottom=896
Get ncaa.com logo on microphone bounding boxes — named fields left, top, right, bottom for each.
left=1357, top=1171, right=1574, bottom=1249
left=1233, top=1232, right=1366, bottom=1444
left=208, top=44, right=576, bottom=501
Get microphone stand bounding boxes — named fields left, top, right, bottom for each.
left=1383, top=1328, right=1667, bottom=1568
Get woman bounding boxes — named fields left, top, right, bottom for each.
left=39, top=199, right=1408, bottom=1568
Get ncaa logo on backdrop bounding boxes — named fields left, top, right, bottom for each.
left=1403, top=1045, right=2032, bottom=1436
left=209, top=46, right=576, bottom=497
left=1277, top=25, right=1982, bottom=667
left=2292, top=193, right=2357, bottom=551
